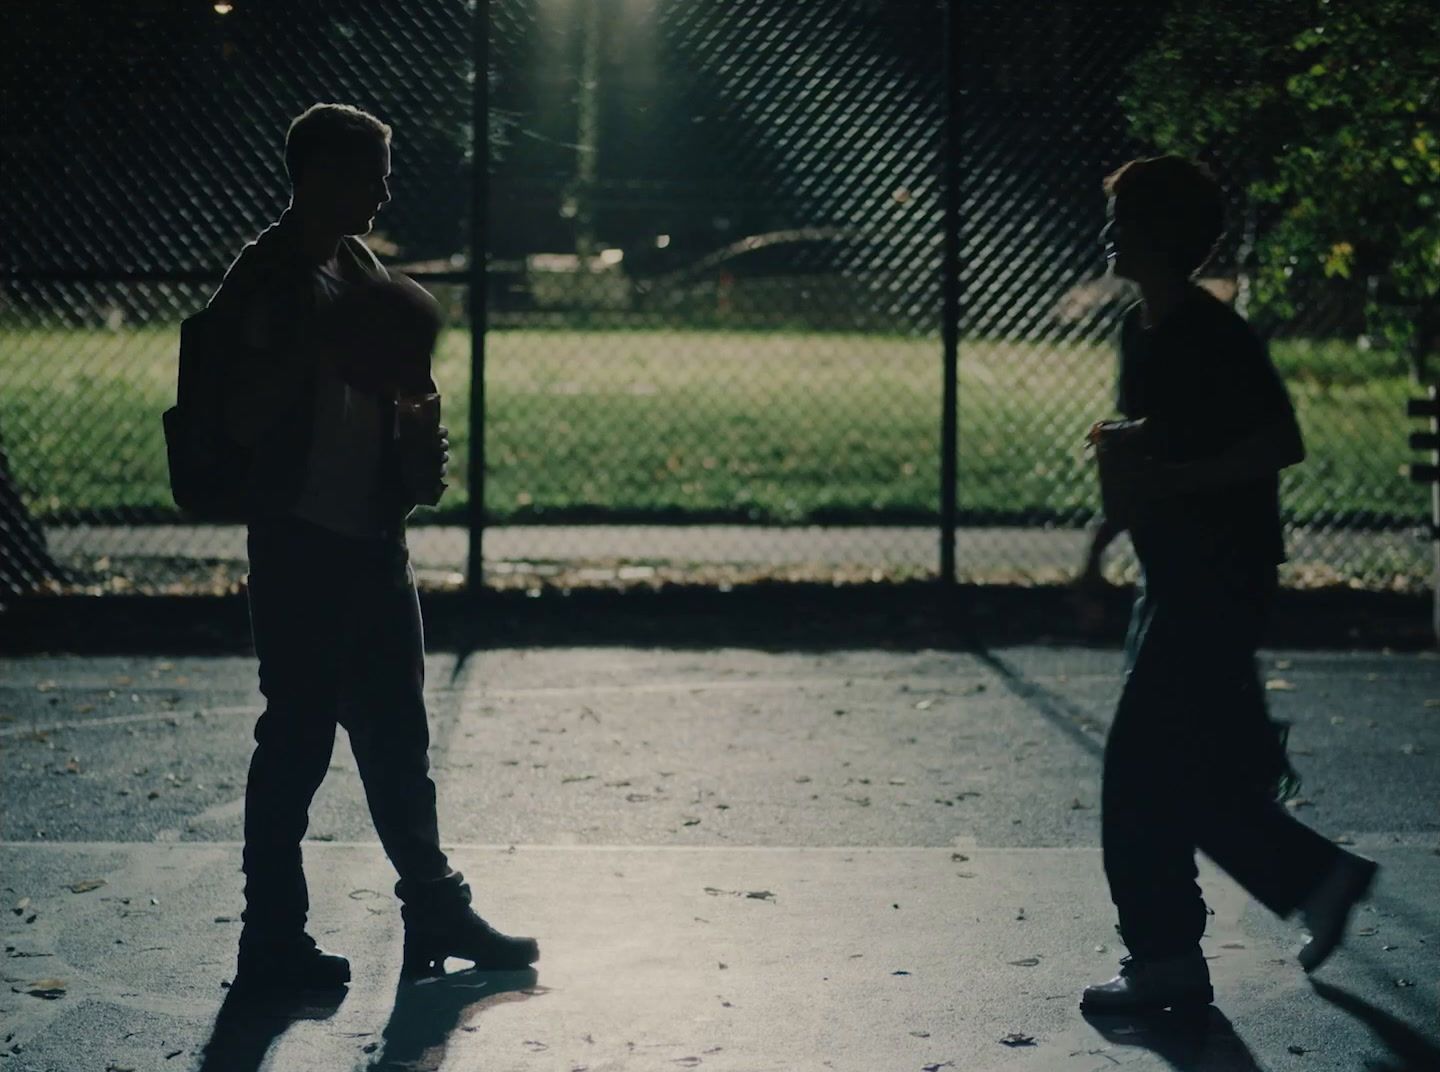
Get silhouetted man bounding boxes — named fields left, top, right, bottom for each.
left=1081, top=156, right=1376, bottom=1013
left=212, top=103, right=538, bottom=992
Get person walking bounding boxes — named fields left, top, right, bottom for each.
left=211, top=103, right=538, bottom=993
left=1081, top=155, right=1376, bottom=1014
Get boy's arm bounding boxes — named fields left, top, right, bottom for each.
left=1078, top=512, right=1125, bottom=585
left=1154, top=413, right=1303, bottom=494
left=1134, top=327, right=1303, bottom=497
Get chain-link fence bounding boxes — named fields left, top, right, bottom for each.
left=1, top=0, right=1431, bottom=599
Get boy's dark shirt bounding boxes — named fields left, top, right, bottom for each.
left=1116, top=285, right=1297, bottom=580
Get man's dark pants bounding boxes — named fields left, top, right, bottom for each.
left=241, top=514, right=450, bottom=936
left=1102, top=561, right=1339, bottom=959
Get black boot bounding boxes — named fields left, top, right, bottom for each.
left=233, top=929, right=351, bottom=995
left=395, top=871, right=539, bottom=976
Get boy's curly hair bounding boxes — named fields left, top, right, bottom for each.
left=285, top=103, right=392, bottom=185
left=1103, top=155, right=1225, bottom=277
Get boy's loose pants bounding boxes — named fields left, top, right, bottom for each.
left=240, top=514, right=451, bottom=936
left=1102, top=563, right=1338, bottom=959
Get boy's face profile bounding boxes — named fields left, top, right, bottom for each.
left=1102, top=194, right=1167, bottom=284
left=301, top=140, right=392, bottom=237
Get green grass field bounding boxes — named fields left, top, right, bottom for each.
left=0, top=327, right=1425, bottom=527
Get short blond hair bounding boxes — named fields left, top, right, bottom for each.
left=284, top=103, right=391, bottom=184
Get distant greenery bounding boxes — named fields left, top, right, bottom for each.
left=0, top=327, right=1423, bottom=527
left=1124, top=0, right=1440, bottom=372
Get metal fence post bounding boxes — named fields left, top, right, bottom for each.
left=939, top=0, right=960, bottom=586
left=466, top=0, right=490, bottom=597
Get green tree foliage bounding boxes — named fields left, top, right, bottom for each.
left=1123, top=0, right=1440, bottom=371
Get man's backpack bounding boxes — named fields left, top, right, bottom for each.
left=161, top=307, right=252, bottom=522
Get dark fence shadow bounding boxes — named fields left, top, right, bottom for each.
left=363, top=968, right=544, bottom=1072
left=1081, top=1006, right=1264, bottom=1072
left=1311, top=980, right=1440, bottom=1072
left=195, top=986, right=348, bottom=1072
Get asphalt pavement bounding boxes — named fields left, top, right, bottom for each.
left=2, top=644, right=1438, bottom=1070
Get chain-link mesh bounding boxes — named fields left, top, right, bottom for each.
left=481, top=0, right=945, bottom=588
left=0, top=0, right=1430, bottom=597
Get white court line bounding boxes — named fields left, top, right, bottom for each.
left=0, top=841, right=990, bottom=853
left=473, top=674, right=941, bottom=700
left=0, top=706, right=258, bottom=738
left=1, top=674, right=970, bottom=736
left=2, top=838, right=1432, bottom=853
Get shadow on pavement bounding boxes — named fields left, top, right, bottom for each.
left=363, top=967, right=544, bottom=1072
left=196, top=985, right=348, bottom=1072
left=1081, top=1006, right=1264, bottom=1071
left=1311, top=980, right=1440, bottom=1072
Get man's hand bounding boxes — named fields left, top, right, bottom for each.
left=400, top=424, right=449, bottom=507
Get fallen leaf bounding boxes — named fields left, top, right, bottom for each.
left=1220, top=942, right=1246, bottom=949
left=1395, top=978, right=1415, bottom=988
left=561, top=774, right=595, bottom=784
left=951, top=852, right=970, bottom=862
left=915, top=700, right=934, bottom=711
left=1069, top=798, right=1089, bottom=810
left=1287, top=1045, right=1307, bottom=1055
left=1008, top=957, right=1041, bottom=967
left=68, top=879, right=105, bottom=894
left=16, top=978, right=66, bottom=999
left=12, top=897, right=30, bottom=915
left=1274, top=659, right=1293, bottom=670
left=892, top=970, right=911, bottom=976
left=1285, top=797, right=1315, bottom=810
left=1265, top=678, right=1296, bottom=692
left=999, top=1033, right=1036, bottom=1047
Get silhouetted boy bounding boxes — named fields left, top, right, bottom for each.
left=212, top=103, right=538, bottom=993
left=1081, top=156, right=1376, bottom=1013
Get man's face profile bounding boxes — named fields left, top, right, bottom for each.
left=306, top=140, right=392, bottom=237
